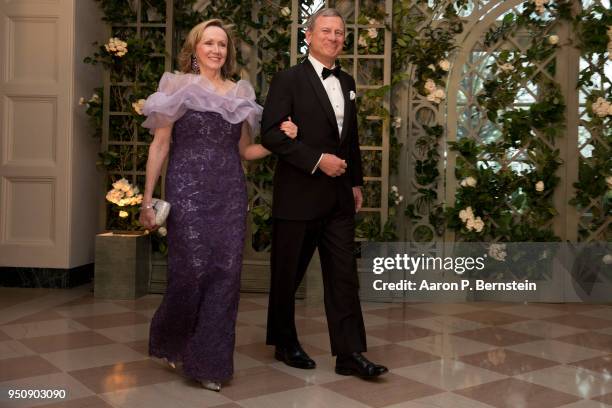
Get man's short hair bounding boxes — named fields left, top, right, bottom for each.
left=305, top=7, right=345, bottom=32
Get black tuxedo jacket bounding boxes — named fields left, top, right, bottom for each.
left=261, top=59, right=364, bottom=221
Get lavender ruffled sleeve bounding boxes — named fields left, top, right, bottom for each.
left=141, top=72, right=263, bottom=134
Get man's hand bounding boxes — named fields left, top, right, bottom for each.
left=353, top=186, right=363, bottom=213
left=319, top=153, right=347, bottom=177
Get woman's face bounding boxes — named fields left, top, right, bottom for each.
left=195, top=26, right=228, bottom=75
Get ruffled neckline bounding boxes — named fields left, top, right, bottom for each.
left=141, top=72, right=262, bottom=133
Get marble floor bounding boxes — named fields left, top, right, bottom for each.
left=1, top=285, right=611, bottom=408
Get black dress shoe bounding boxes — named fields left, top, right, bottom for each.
left=335, top=352, right=388, bottom=378
left=274, top=344, right=316, bottom=369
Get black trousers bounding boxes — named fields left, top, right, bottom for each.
left=265, top=204, right=367, bottom=356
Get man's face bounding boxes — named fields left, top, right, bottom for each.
left=306, top=16, right=345, bottom=64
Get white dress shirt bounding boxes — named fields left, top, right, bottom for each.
left=308, top=54, right=345, bottom=173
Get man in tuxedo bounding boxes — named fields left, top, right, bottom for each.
left=261, top=7, right=388, bottom=379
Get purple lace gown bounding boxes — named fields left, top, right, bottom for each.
left=142, top=73, right=262, bottom=382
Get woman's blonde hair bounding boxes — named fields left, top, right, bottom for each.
left=177, top=19, right=236, bottom=79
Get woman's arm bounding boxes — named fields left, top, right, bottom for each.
left=239, top=119, right=298, bottom=161
left=139, top=125, right=172, bottom=229
left=239, top=122, right=269, bottom=161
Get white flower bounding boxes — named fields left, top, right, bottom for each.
left=488, top=243, right=507, bottom=261
left=466, top=217, right=476, bottom=231
left=280, top=6, right=291, bottom=17
left=460, top=176, right=477, bottom=188
left=90, top=93, right=100, bottom=103
left=438, top=59, right=451, bottom=71
left=535, top=180, right=545, bottom=192
left=391, top=185, right=399, bottom=193
left=499, top=63, right=515, bottom=73
left=603, top=254, right=612, bottom=265
left=158, top=227, right=167, bottom=237
left=132, top=99, right=145, bottom=115
left=79, top=97, right=86, bottom=106
left=398, top=195, right=404, bottom=202
left=428, top=64, right=436, bottom=71
left=112, top=178, right=131, bottom=192
left=392, top=117, right=402, bottom=128
left=592, top=97, right=611, bottom=117
left=548, top=35, right=559, bottom=45
left=105, top=37, right=128, bottom=57
left=368, top=18, right=379, bottom=25
left=358, top=35, right=368, bottom=48
left=606, top=175, right=612, bottom=189
left=472, top=216, right=485, bottom=233
left=367, top=27, right=378, bottom=39
left=433, top=89, right=446, bottom=100
left=459, top=206, right=474, bottom=223
left=119, top=211, right=129, bottom=218
left=427, top=93, right=441, bottom=104
left=532, top=0, right=548, bottom=14
left=424, top=79, right=437, bottom=94
left=349, top=90, right=356, bottom=100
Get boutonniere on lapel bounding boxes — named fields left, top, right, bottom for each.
left=349, top=90, right=356, bottom=101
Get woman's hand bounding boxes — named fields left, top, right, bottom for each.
left=280, top=116, right=298, bottom=139
left=139, top=207, right=158, bottom=231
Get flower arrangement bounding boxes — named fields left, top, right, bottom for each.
left=105, top=178, right=143, bottom=231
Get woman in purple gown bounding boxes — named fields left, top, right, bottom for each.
left=138, top=19, right=297, bottom=391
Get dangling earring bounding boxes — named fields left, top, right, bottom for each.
left=191, top=55, right=200, bottom=74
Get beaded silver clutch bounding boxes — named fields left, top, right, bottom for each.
left=151, top=198, right=171, bottom=226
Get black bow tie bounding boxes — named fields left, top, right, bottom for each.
left=321, top=65, right=341, bottom=79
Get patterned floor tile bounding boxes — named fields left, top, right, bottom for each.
left=556, top=332, right=612, bottom=353
left=392, top=358, right=506, bottom=391
left=99, top=379, right=232, bottom=408
left=362, top=306, right=438, bottom=322
left=570, top=354, right=612, bottom=377
left=542, top=315, right=612, bottom=331
left=19, top=331, right=115, bottom=354
left=67, top=359, right=177, bottom=394
left=321, top=373, right=442, bottom=408
left=41, top=344, right=146, bottom=371
left=0, top=340, right=36, bottom=360
left=453, top=310, right=530, bottom=326
left=453, top=378, right=580, bottom=408
left=502, top=320, right=587, bottom=339
left=36, top=396, right=115, bottom=408
left=220, top=366, right=306, bottom=401
left=356, top=344, right=439, bottom=370
left=7, top=310, right=67, bottom=325
left=454, top=326, right=542, bottom=347
left=398, top=334, right=496, bottom=359
left=383, top=391, right=496, bottom=408
left=72, top=312, right=150, bottom=330
left=0, top=319, right=89, bottom=340
left=238, top=385, right=371, bottom=408
left=508, top=340, right=608, bottom=364
left=516, top=365, right=612, bottom=399
left=458, top=349, right=559, bottom=376
left=268, top=354, right=339, bottom=385
left=407, top=315, right=487, bottom=334
left=366, top=322, right=437, bottom=342
left=0, top=355, right=61, bottom=382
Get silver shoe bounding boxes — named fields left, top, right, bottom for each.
left=162, top=357, right=176, bottom=370
left=201, top=380, right=221, bottom=392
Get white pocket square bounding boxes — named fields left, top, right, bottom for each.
left=349, top=90, right=356, bottom=100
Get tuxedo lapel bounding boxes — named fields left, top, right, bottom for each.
left=302, top=60, right=340, bottom=136
left=338, top=73, right=352, bottom=144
